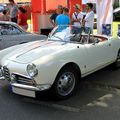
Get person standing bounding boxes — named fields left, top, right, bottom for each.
left=49, top=5, right=63, bottom=27
left=83, top=3, right=94, bottom=34
left=55, top=7, right=70, bottom=26
left=17, top=7, right=28, bottom=31
left=8, top=0, right=18, bottom=23
left=0, top=10, right=10, bottom=21
left=71, top=4, right=83, bottom=27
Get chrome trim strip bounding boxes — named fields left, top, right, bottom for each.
left=81, top=60, right=115, bottom=77
left=12, top=72, right=32, bottom=79
left=12, top=73, right=36, bottom=86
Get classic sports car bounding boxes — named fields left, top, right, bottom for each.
left=0, top=21, right=47, bottom=50
left=0, top=25, right=120, bottom=99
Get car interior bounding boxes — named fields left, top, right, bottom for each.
left=70, top=34, right=108, bottom=44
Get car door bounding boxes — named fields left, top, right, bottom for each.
left=0, top=23, right=26, bottom=49
left=84, top=37, right=112, bottom=72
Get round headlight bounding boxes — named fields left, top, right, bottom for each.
left=27, top=64, right=38, bottom=77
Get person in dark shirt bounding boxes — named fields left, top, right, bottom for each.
left=8, top=0, right=18, bottom=23
left=49, top=5, right=63, bottom=27
left=56, top=7, right=70, bottom=26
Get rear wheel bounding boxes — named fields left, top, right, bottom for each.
left=52, top=67, right=79, bottom=100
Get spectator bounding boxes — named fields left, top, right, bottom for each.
left=55, top=7, right=70, bottom=26
left=49, top=5, right=63, bottom=27
left=83, top=3, right=94, bottom=34
left=8, top=0, right=18, bottom=23
left=17, top=7, right=28, bottom=30
left=0, top=10, right=10, bottom=21
left=71, top=4, right=83, bottom=27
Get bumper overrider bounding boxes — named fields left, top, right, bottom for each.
left=1, top=66, right=51, bottom=97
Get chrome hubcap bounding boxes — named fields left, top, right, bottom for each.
left=57, top=72, right=75, bottom=96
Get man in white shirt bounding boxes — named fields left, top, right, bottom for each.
left=83, top=3, right=94, bottom=34
left=72, top=4, right=83, bottom=27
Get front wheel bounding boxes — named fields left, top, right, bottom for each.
left=51, top=67, right=79, bottom=100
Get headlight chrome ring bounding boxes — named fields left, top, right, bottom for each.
left=27, top=64, right=38, bottom=77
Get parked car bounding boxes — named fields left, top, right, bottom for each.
left=0, top=21, right=47, bottom=50
left=0, top=25, right=120, bottom=100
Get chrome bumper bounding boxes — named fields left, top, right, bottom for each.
left=11, top=83, right=40, bottom=91
left=11, top=83, right=51, bottom=91
left=11, top=83, right=51, bottom=97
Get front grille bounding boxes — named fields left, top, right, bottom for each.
left=15, top=74, right=36, bottom=86
left=2, top=66, right=11, bottom=81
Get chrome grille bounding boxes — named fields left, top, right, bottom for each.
left=2, top=66, right=11, bottom=81
left=16, top=75, right=36, bottom=86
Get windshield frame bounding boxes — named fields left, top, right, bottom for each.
left=48, top=25, right=91, bottom=44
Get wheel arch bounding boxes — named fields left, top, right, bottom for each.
left=50, top=62, right=82, bottom=99
left=55, top=62, right=81, bottom=81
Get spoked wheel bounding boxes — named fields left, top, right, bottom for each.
left=52, top=67, right=79, bottom=100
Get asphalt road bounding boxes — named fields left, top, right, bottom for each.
left=0, top=67, right=120, bottom=120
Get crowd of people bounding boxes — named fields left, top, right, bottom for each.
left=0, top=1, right=94, bottom=33
left=49, top=3, right=94, bottom=34
left=0, top=0, right=28, bottom=31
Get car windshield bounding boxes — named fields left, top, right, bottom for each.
left=48, top=25, right=90, bottom=43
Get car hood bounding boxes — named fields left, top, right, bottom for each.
left=6, top=40, right=68, bottom=64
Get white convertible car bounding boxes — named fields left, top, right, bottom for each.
left=0, top=25, right=120, bottom=99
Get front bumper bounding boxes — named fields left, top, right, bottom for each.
left=11, top=82, right=51, bottom=97
left=1, top=65, right=51, bottom=97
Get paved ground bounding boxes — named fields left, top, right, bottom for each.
left=0, top=67, right=120, bottom=120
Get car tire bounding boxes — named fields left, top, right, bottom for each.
left=51, top=66, right=79, bottom=100
left=113, top=49, right=120, bottom=68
